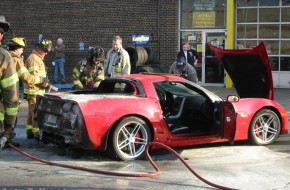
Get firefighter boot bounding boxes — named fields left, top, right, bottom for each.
left=26, top=128, right=34, bottom=139
left=4, top=125, right=20, bottom=148
left=0, top=136, right=7, bottom=151
left=32, top=127, right=40, bottom=142
left=6, top=132, right=20, bottom=148
left=0, top=130, right=10, bottom=150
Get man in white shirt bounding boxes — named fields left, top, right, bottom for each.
left=177, top=42, right=195, bottom=67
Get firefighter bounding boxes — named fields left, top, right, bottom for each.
left=105, top=36, right=130, bottom=78
left=6, top=37, right=47, bottom=144
left=72, top=47, right=105, bottom=89
left=0, top=18, right=20, bottom=150
left=7, top=37, right=46, bottom=85
left=24, top=39, right=52, bottom=140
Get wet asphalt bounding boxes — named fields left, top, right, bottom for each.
left=0, top=86, right=289, bottom=190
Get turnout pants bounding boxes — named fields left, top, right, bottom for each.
left=26, top=94, right=39, bottom=135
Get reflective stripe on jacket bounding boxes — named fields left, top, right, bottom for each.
left=0, top=73, right=18, bottom=88
left=0, top=45, right=19, bottom=126
left=72, top=59, right=105, bottom=87
left=105, top=47, right=131, bottom=77
left=10, top=51, right=42, bottom=84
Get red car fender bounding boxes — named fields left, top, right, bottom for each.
left=232, top=98, right=288, bottom=140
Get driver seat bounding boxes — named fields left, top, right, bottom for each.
left=165, top=96, right=189, bottom=134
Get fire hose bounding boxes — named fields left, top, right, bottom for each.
left=8, top=142, right=236, bottom=190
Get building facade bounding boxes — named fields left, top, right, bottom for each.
left=236, top=0, right=290, bottom=88
left=1, top=0, right=179, bottom=82
left=180, top=0, right=290, bottom=88
left=1, top=0, right=289, bottom=88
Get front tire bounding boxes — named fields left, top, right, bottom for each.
left=249, top=109, right=281, bottom=145
left=107, top=116, right=151, bottom=161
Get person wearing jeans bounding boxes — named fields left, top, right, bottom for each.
left=53, top=38, right=66, bottom=84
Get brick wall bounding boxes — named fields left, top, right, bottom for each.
left=1, top=0, right=178, bottom=82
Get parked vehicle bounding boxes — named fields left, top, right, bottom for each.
left=35, top=42, right=288, bottom=161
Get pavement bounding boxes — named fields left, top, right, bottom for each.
left=0, top=86, right=289, bottom=190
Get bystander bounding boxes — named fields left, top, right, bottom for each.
left=53, top=38, right=66, bottom=84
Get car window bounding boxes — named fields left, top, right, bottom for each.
left=98, top=81, right=136, bottom=95
left=154, top=81, right=199, bottom=96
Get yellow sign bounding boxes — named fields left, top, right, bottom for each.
left=197, top=44, right=202, bottom=52
left=192, top=11, right=215, bottom=27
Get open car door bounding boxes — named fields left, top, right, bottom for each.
left=221, top=100, right=236, bottom=144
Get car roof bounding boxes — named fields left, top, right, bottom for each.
left=120, top=73, right=187, bottom=82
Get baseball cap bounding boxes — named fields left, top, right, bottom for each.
left=176, top=57, right=186, bottom=69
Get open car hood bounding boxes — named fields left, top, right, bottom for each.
left=209, top=42, right=274, bottom=100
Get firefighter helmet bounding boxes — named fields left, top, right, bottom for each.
left=35, top=39, right=53, bottom=52
left=90, top=47, right=105, bottom=60
left=0, top=16, right=10, bottom=33
left=7, top=37, right=26, bottom=48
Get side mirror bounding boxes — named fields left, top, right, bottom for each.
left=227, top=95, right=240, bottom=102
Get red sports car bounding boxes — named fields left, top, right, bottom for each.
left=35, top=42, right=288, bottom=161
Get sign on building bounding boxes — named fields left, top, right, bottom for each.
left=132, top=34, right=151, bottom=45
left=192, top=11, right=215, bottom=27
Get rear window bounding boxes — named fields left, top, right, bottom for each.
left=98, top=81, right=136, bottom=94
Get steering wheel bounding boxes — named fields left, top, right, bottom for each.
left=157, top=89, right=167, bottom=106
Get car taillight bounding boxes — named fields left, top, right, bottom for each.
left=71, top=104, right=79, bottom=115
left=62, top=101, right=73, bottom=113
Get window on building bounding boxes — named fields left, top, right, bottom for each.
left=281, top=7, right=290, bottom=22
left=259, top=0, right=279, bottom=6
left=237, top=24, right=258, bottom=38
left=281, top=24, right=290, bottom=38
left=237, top=8, right=258, bottom=23
left=180, top=0, right=226, bottom=29
left=237, top=0, right=258, bottom=7
left=259, top=24, right=279, bottom=38
left=259, top=8, right=279, bottom=22
left=236, top=0, right=290, bottom=72
left=282, top=0, right=290, bottom=6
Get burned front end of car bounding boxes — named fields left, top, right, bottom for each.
left=35, top=94, right=90, bottom=148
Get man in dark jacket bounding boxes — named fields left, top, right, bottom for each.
left=186, top=42, right=198, bottom=66
left=177, top=42, right=196, bottom=67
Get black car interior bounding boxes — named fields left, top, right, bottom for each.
left=154, top=81, right=219, bottom=136
left=70, top=81, right=136, bottom=95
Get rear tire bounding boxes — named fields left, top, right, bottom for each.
left=249, top=109, right=281, bottom=145
left=107, top=116, right=151, bottom=161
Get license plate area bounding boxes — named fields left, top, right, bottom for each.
left=47, top=114, right=57, bottom=126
